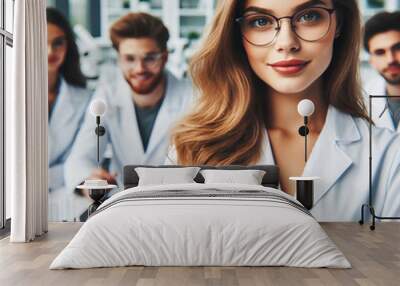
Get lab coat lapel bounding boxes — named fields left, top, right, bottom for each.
left=49, top=79, right=80, bottom=164
left=258, top=107, right=359, bottom=204
left=145, top=73, right=179, bottom=157
left=110, top=77, right=146, bottom=163
left=302, top=107, right=359, bottom=204
left=258, top=131, right=276, bottom=165
left=372, top=97, right=395, bottom=131
left=367, top=79, right=396, bottom=131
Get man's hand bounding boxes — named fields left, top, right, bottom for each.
left=77, top=168, right=118, bottom=199
left=88, top=168, right=118, bottom=185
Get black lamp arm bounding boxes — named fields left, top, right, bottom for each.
left=298, top=116, right=309, bottom=162
left=94, top=116, right=106, bottom=167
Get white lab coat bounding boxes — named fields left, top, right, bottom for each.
left=65, top=71, right=195, bottom=190
left=166, top=106, right=400, bottom=221
left=48, top=78, right=92, bottom=191
left=364, top=77, right=400, bottom=132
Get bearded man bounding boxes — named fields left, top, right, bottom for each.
left=364, top=11, right=400, bottom=131
left=65, top=12, right=194, bottom=189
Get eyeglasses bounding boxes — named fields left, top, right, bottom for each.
left=236, top=7, right=336, bottom=47
left=119, top=52, right=164, bottom=70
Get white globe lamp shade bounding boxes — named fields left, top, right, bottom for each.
left=297, top=99, right=315, bottom=117
left=90, top=99, right=107, bottom=117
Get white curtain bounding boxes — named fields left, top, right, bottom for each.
left=7, top=0, right=48, bottom=242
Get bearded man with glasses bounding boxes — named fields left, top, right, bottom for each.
left=65, top=13, right=194, bottom=197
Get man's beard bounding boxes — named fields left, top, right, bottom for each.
left=381, top=63, right=400, bottom=85
left=126, top=71, right=164, bottom=95
left=381, top=73, right=400, bottom=85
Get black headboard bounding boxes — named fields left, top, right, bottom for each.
left=123, top=165, right=279, bottom=189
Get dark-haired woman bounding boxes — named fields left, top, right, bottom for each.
left=47, top=8, right=91, bottom=193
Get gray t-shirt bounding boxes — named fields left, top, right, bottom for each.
left=134, top=97, right=164, bottom=152
left=387, top=94, right=400, bottom=129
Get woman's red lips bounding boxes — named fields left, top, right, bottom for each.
left=268, top=59, right=310, bottom=75
left=48, top=56, right=59, bottom=64
left=269, top=59, right=310, bottom=67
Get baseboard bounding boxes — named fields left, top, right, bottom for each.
left=0, top=218, right=11, bottom=239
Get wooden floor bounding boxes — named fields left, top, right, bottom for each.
left=0, top=222, right=399, bottom=286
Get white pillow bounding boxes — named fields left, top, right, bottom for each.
left=135, top=167, right=201, bottom=186
left=200, top=169, right=266, bottom=185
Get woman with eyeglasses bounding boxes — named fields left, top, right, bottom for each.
left=169, top=0, right=400, bottom=221
left=47, top=8, right=91, bottom=195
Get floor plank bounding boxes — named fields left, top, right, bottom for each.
left=0, top=222, right=399, bottom=286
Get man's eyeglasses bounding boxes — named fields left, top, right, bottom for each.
left=119, top=52, right=164, bottom=70
left=236, top=7, right=336, bottom=47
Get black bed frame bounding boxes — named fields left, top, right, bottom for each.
left=123, top=165, right=280, bottom=190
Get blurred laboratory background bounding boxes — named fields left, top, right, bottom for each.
left=47, top=0, right=218, bottom=89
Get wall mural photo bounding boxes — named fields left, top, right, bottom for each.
left=45, top=0, right=400, bottom=223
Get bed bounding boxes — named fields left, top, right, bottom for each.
left=50, top=165, right=350, bottom=269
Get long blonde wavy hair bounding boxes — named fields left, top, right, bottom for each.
left=172, top=0, right=368, bottom=166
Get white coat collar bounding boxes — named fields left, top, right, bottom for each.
left=371, top=96, right=397, bottom=132
left=49, top=78, right=87, bottom=164
left=50, top=78, right=78, bottom=127
left=259, top=106, right=361, bottom=204
left=146, top=72, right=183, bottom=155
left=365, top=77, right=396, bottom=131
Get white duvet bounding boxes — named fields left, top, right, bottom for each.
left=50, top=183, right=351, bottom=269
